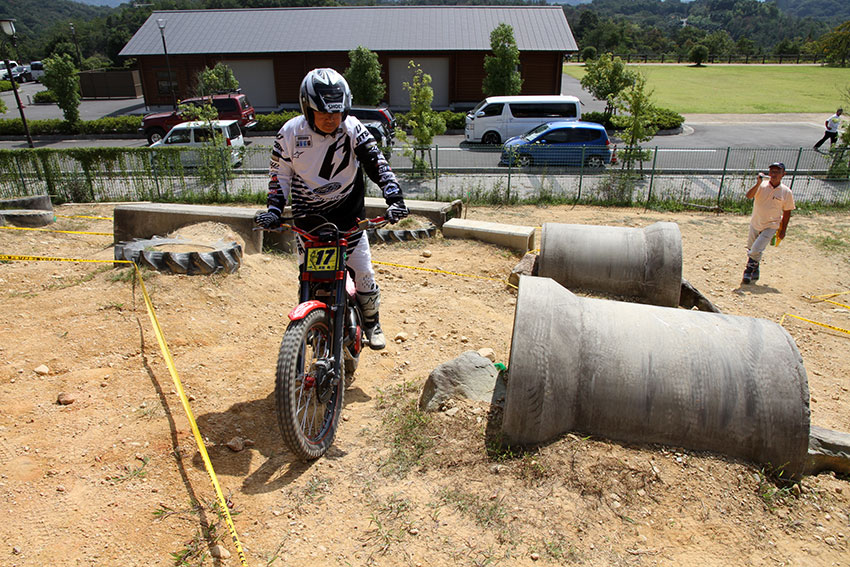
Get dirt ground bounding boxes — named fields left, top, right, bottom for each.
left=1, top=202, right=849, bottom=567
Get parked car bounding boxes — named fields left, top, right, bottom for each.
left=12, top=65, right=32, bottom=83
left=0, top=59, right=19, bottom=81
left=140, top=92, right=257, bottom=145
left=351, top=105, right=396, bottom=142
left=29, top=61, right=45, bottom=82
left=466, top=95, right=582, bottom=144
left=361, top=119, right=392, bottom=147
left=499, top=121, right=614, bottom=168
left=150, top=120, right=245, bottom=168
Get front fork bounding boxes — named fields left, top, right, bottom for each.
left=297, top=277, right=346, bottom=392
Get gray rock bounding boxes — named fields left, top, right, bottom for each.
left=210, top=544, right=231, bottom=559
left=419, top=351, right=507, bottom=412
left=509, top=253, right=538, bottom=287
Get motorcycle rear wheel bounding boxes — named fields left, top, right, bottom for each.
left=275, top=309, right=344, bottom=460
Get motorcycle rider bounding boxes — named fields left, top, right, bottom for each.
left=255, top=68, right=408, bottom=350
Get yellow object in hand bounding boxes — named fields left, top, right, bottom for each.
left=771, top=234, right=782, bottom=246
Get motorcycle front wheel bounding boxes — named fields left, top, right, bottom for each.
left=275, top=309, right=344, bottom=460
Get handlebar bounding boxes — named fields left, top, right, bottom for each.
left=254, top=216, right=389, bottom=241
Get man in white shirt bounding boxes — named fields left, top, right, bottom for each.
left=814, top=108, right=843, bottom=151
left=741, top=162, right=795, bottom=285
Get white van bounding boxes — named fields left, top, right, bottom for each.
left=29, top=61, right=45, bottom=82
left=150, top=120, right=245, bottom=167
left=464, top=95, right=582, bottom=144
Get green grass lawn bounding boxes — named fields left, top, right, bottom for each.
left=563, top=64, right=848, bottom=114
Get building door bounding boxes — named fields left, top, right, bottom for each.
left=388, top=57, right=450, bottom=110
left=222, top=59, right=277, bottom=110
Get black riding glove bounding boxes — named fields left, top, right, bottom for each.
left=386, top=201, right=409, bottom=224
left=254, top=209, right=281, bottom=229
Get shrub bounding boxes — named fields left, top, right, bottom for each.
left=439, top=110, right=466, bottom=130
left=651, top=107, right=685, bottom=130
left=581, top=111, right=614, bottom=129
left=255, top=111, right=299, bottom=132
left=581, top=46, right=598, bottom=61
left=0, top=79, right=12, bottom=92
left=33, top=90, right=58, bottom=103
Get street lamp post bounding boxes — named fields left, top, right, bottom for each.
left=69, top=22, right=83, bottom=65
left=0, top=18, right=33, bottom=148
left=156, top=18, right=177, bottom=110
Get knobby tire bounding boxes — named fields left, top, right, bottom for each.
left=275, top=309, right=344, bottom=460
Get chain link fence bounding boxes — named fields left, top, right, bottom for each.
left=1, top=144, right=848, bottom=209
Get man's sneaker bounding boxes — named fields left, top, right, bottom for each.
left=364, top=321, right=386, bottom=350
left=742, top=259, right=758, bottom=284
left=751, top=263, right=760, bottom=282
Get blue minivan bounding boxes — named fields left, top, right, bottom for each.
left=499, top=121, right=614, bottom=168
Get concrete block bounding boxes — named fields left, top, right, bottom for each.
left=113, top=203, right=289, bottom=255
left=364, top=197, right=462, bottom=228
left=441, top=218, right=535, bottom=252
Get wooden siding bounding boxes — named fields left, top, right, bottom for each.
left=138, top=50, right=563, bottom=110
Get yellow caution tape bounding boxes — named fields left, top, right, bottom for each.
left=0, top=226, right=112, bottom=236
left=811, top=290, right=850, bottom=300
left=373, top=259, right=508, bottom=284
left=780, top=313, right=850, bottom=337
left=133, top=264, right=248, bottom=566
left=2, top=254, right=248, bottom=565
left=0, top=253, right=125, bottom=264
left=822, top=299, right=850, bottom=311
left=55, top=214, right=113, bottom=220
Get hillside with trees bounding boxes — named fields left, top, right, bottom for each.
left=0, top=0, right=846, bottom=68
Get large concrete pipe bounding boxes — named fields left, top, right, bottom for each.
left=538, top=221, right=682, bottom=307
left=503, top=276, right=811, bottom=479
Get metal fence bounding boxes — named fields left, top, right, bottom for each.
left=1, top=144, right=848, bottom=209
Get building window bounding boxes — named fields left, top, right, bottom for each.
left=156, top=70, right=176, bottom=97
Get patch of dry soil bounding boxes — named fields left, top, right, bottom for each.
left=1, top=204, right=848, bottom=566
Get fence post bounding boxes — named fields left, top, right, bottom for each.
left=717, top=146, right=731, bottom=209
left=434, top=145, right=439, bottom=200
left=507, top=151, right=512, bottom=201
left=150, top=151, right=162, bottom=199
left=789, top=147, right=802, bottom=191
left=645, top=146, right=658, bottom=210
left=14, top=154, right=27, bottom=193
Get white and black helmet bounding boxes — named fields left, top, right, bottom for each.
left=299, top=68, right=352, bottom=132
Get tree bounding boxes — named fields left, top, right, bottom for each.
left=400, top=61, right=446, bottom=177
left=195, top=62, right=239, bottom=96
left=482, top=23, right=523, bottom=97
left=581, top=46, right=598, bottom=61
left=819, top=20, right=850, bottom=66
left=344, top=46, right=385, bottom=106
left=42, top=54, right=81, bottom=124
left=579, top=52, right=637, bottom=118
left=612, top=73, right=658, bottom=170
left=689, top=44, right=709, bottom=66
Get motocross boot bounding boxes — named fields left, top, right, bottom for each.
left=357, top=290, right=386, bottom=350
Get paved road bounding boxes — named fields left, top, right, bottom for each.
left=0, top=79, right=830, bottom=152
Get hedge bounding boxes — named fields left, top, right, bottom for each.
left=0, top=115, right=142, bottom=136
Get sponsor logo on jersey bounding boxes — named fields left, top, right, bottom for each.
left=295, top=136, right=312, bottom=148
left=313, top=182, right=342, bottom=195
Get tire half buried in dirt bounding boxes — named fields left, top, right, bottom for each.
left=114, top=237, right=243, bottom=275
left=0, top=209, right=56, bottom=227
left=367, top=223, right=436, bottom=243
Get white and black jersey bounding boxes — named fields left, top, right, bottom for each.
left=267, top=115, right=402, bottom=231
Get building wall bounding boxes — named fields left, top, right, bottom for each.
left=138, top=50, right=563, bottom=110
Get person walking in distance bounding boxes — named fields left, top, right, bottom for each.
left=741, top=162, right=794, bottom=285
left=814, top=108, right=843, bottom=151
left=254, top=68, right=409, bottom=349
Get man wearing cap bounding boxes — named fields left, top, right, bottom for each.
left=741, top=162, right=795, bottom=285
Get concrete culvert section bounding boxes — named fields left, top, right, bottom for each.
left=503, top=276, right=811, bottom=479
left=538, top=221, right=682, bottom=307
